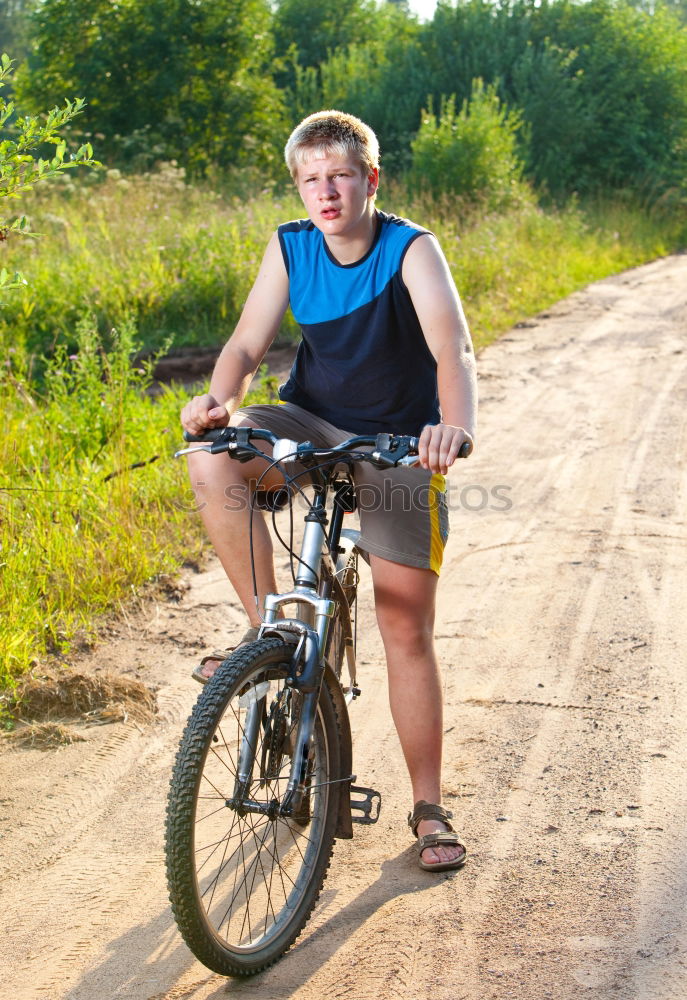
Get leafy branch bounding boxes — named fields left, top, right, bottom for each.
left=0, top=52, right=99, bottom=297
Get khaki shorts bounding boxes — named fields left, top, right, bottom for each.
left=236, top=402, right=449, bottom=575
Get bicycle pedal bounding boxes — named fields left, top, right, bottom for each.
left=350, top=785, right=382, bottom=825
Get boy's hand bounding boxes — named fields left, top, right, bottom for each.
left=418, top=423, right=473, bottom=474
left=180, top=393, right=230, bottom=435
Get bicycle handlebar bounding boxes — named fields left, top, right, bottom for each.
left=178, top=426, right=470, bottom=468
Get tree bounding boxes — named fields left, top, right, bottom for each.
left=0, top=1, right=37, bottom=66
left=314, top=41, right=427, bottom=172
left=509, top=37, right=590, bottom=195
left=0, top=53, right=96, bottom=297
left=15, top=0, right=286, bottom=175
left=631, top=0, right=687, bottom=24
left=273, top=0, right=377, bottom=74
left=285, top=3, right=425, bottom=172
left=538, top=0, right=687, bottom=194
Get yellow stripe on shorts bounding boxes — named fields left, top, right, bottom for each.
left=428, top=473, right=447, bottom=575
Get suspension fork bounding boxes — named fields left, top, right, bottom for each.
left=232, top=684, right=268, bottom=804
left=229, top=604, right=336, bottom=819
left=278, top=630, right=327, bottom=816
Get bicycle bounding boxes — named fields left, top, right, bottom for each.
left=165, top=425, right=468, bottom=976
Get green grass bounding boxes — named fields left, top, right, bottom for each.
left=0, top=168, right=684, bottom=693
left=0, top=316, right=277, bottom=694
left=1, top=164, right=304, bottom=363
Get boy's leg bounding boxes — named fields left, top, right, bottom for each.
left=186, top=418, right=285, bottom=625
left=370, top=554, right=463, bottom=867
left=185, top=402, right=340, bottom=642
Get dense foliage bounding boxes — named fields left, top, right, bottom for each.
left=410, top=81, right=525, bottom=207
left=13, top=0, right=285, bottom=174
left=0, top=1, right=35, bottom=65
left=7, top=0, right=687, bottom=198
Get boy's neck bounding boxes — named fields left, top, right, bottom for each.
left=323, top=207, right=378, bottom=265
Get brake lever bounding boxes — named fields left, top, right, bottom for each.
left=174, top=445, right=213, bottom=458
left=175, top=426, right=264, bottom=463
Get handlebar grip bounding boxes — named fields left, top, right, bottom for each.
left=183, top=429, right=225, bottom=443
left=406, top=437, right=469, bottom=458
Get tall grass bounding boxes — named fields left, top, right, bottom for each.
left=0, top=317, right=275, bottom=694
left=0, top=164, right=304, bottom=362
left=390, top=185, right=686, bottom=350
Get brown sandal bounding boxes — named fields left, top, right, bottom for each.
left=408, top=800, right=467, bottom=872
left=191, top=627, right=261, bottom=685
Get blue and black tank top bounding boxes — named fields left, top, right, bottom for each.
left=277, top=211, right=441, bottom=436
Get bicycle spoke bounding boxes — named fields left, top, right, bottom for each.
left=238, top=817, right=275, bottom=943
left=205, top=808, right=239, bottom=918
left=197, top=807, right=245, bottom=891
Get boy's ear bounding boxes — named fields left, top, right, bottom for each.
left=367, top=168, right=379, bottom=197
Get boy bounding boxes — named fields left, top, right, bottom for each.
left=181, top=110, right=477, bottom=872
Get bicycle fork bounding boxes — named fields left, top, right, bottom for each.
left=229, top=587, right=337, bottom=820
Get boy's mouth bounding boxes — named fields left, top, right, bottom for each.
left=321, top=207, right=341, bottom=220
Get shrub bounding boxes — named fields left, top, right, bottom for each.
left=410, top=80, right=526, bottom=208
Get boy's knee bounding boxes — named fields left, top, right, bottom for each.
left=375, top=605, right=434, bottom=649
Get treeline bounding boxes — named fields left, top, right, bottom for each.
left=4, top=0, right=687, bottom=200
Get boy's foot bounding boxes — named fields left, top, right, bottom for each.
left=191, top=627, right=261, bottom=685
left=408, top=801, right=467, bottom=872
left=415, top=817, right=467, bottom=868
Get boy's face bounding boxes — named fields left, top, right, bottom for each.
left=295, top=152, right=378, bottom=241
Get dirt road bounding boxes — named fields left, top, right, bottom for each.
left=1, top=253, right=686, bottom=1000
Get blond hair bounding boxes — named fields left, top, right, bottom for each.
left=284, top=110, right=380, bottom=180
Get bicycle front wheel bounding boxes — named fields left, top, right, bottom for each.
left=165, top=637, right=343, bottom=976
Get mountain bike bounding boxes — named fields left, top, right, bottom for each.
left=165, top=425, right=466, bottom=976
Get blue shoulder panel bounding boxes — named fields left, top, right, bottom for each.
left=278, top=214, right=426, bottom=326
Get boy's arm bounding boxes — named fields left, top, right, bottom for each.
left=181, top=232, right=290, bottom=435
left=402, top=234, right=477, bottom=474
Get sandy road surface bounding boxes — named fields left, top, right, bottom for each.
left=1, top=254, right=686, bottom=1000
